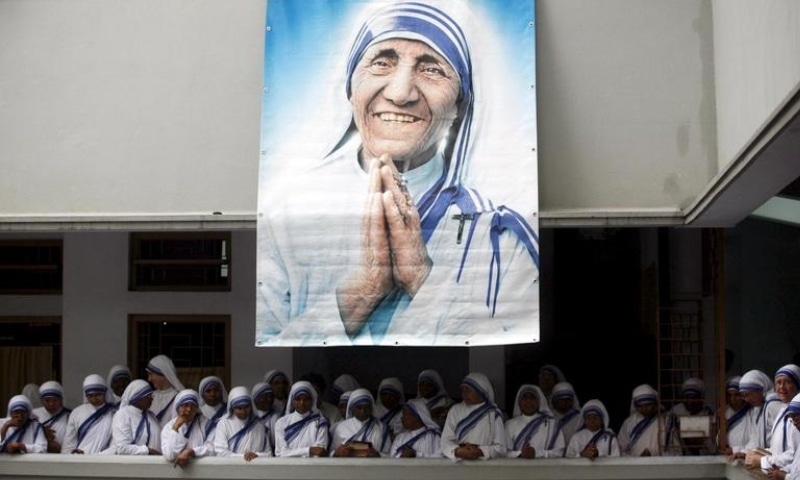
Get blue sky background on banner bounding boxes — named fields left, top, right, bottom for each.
left=259, top=0, right=538, bottom=211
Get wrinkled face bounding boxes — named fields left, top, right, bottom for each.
left=518, top=392, right=539, bottom=416
left=350, top=38, right=460, bottom=170
left=775, top=375, right=799, bottom=403
left=254, top=391, right=274, bottom=412
left=41, top=396, right=62, bottom=414
left=203, top=383, right=223, bottom=407
left=583, top=412, right=603, bottom=432
left=418, top=379, right=439, bottom=399
left=459, top=385, right=483, bottom=406
left=552, top=397, right=574, bottom=415
left=293, top=393, right=313, bottom=415
left=86, top=392, right=106, bottom=408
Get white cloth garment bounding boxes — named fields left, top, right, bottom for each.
left=110, top=379, right=161, bottom=455
left=440, top=373, right=506, bottom=461
left=550, top=381, right=582, bottom=448
left=212, top=386, right=272, bottom=458
left=504, top=385, right=564, bottom=458
left=33, top=380, right=70, bottom=449
left=330, top=388, right=389, bottom=456
left=388, top=399, right=441, bottom=458
left=146, top=355, right=185, bottom=428
left=565, top=399, right=620, bottom=458
left=160, top=389, right=214, bottom=462
left=256, top=1, right=539, bottom=348
left=273, top=381, right=329, bottom=457
left=617, top=384, right=681, bottom=457
left=1, top=395, right=47, bottom=454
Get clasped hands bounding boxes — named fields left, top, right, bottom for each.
left=338, top=153, right=432, bottom=337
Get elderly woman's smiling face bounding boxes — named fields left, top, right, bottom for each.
left=350, top=38, right=461, bottom=170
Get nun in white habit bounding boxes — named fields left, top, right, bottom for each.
left=160, top=389, right=214, bottom=466
left=441, top=372, right=506, bottom=461
left=565, top=399, right=620, bottom=458
left=198, top=376, right=228, bottom=440
left=0, top=395, right=47, bottom=454
left=504, top=384, right=564, bottom=458
left=330, top=388, right=388, bottom=457
left=110, top=379, right=161, bottom=455
left=273, top=381, right=330, bottom=457
left=212, top=386, right=272, bottom=461
left=145, top=355, right=185, bottom=428
left=61, top=374, right=115, bottom=454
left=389, top=398, right=442, bottom=458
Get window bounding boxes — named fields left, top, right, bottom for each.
left=0, top=240, right=63, bottom=294
left=129, top=314, right=231, bottom=390
left=129, top=232, right=231, bottom=291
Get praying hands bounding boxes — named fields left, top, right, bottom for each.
left=337, top=154, right=432, bottom=338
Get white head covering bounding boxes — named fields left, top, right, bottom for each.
left=578, top=399, right=613, bottom=433
left=284, top=380, right=319, bottom=416
left=264, top=369, right=289, bottom=385
left=417, top=370, right=447, bottom=398
left=82, top=374, right=113, bottom=404
left=226, top=386, right=254, bottom=419
left=629, top=384, right=660, bottom=414
left=402, top=398, right=440, bottom=432
left=681, top=377, right=705, bottom=397
left=145, top=355, right=185, bottom=391
left=726, top=375, right=742, bottom=392
left=512, top=384, right=552, bottom=418
left=251, top=382, right=272, bottom=401
left=539, top=365, right=566, bottom=384
left=198, top=376, right=229, bottom=407
left=107, top=365, right=132, bottom=388
left=21, top=384, right=41, bottom=409
left=460, top=372, right=495, bottom=405
left=550, top=381, right=581, bottom=410
left=739, top=369, right=774, bottom=394
left=7, top=394, right=33, bottom=416
left=376, top=377, right=406, bottom=408
left=338, top=391, right=352, bottom=408
left=331, top=374, right=360, bottom=400
left=38, top=380, right=64, bottom=401
left=174, top=389, right=200, bottom=411
left=120, top=379, right=154, bottom=409
left=346, top=388, right=376, bottom=419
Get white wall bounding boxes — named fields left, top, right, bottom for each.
left=0, top=0, right=719, bottom=222
left=0, top=231, right=291, bottom=407
left=712, top=0, right=800, bottom=170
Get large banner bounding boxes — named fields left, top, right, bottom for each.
left=256, top=0, right=539, bottom=347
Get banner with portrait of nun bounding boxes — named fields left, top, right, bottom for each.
left=256, top=0, right=539, bottom=347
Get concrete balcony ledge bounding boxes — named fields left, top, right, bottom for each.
left=0, top=454, right=759, bottom=480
